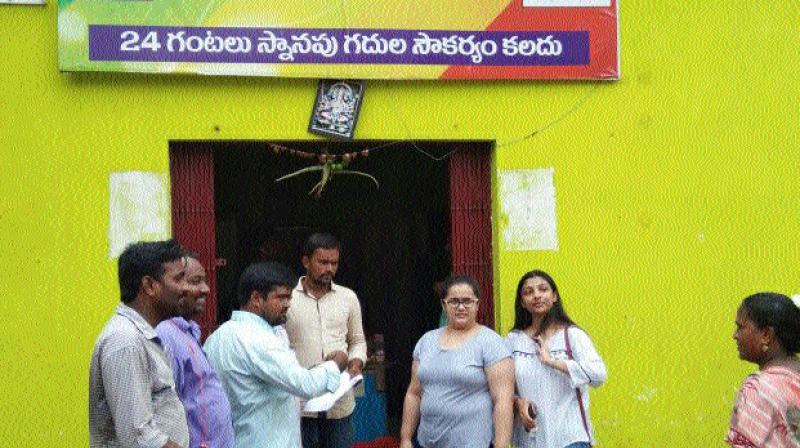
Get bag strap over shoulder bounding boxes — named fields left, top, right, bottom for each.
left=565, top=326, right=592, bottom=442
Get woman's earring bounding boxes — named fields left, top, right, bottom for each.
left=762, top=343, right=769, bottom=352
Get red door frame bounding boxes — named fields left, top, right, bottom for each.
left=449, top=145, right=494, bottom=327
left=169, top=142, right=218, bottom=338
left=170, top=142, right=494, bottom=337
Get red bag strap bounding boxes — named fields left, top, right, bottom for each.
left=564, top=326, right=592, bottom=442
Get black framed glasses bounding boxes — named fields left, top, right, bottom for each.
left=442, top=298, right=479, bottom=308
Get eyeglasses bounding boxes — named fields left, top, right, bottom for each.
left=442, top=298, right=479, bottom=308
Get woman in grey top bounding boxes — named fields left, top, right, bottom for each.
left=400, top=275, right=514, bottom=448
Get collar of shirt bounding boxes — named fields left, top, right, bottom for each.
left=295, top=276, right=339, bottom=299
left=115, top=303, right=159, bottom=341
left=165, top=316, right=201, bottom=341
left=230, top=310, right=277, bottom=335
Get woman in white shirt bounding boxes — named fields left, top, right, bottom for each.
left=506, top=270, right=607, bottom=448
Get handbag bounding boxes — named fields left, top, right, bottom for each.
left=564, top=326, right=592, bottom=442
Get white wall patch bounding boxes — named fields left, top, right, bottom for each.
left=499, top=168, right=559, bottom=251
left=523, top=0, right=611, bottom=7
left=108, top=172, right=171, bottom=259
left=635, top=385, right=658, bottom=402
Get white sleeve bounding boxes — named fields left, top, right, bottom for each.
left=243, top=331, right=341, bottom=399
left=565, top=327, right=607, bottom=388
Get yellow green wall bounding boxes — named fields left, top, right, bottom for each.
left=1, top=1, right=798, bottom=446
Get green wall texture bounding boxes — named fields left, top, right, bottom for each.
left=1, top=1, right=799, bottom=446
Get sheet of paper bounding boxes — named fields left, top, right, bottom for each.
left=108, top=171, right=170, bottom=259
left=303, top=372, right=363, bottom=413
left=499, top=168, right=559, bottom=251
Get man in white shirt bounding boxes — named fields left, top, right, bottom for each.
left=285, top=233, right=367, bottom=448
left=204, top=261, right=348, bottom=448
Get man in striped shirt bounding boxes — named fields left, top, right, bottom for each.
left=89, top=240, right=191, bottom=448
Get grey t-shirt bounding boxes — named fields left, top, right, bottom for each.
left=413, top=326, right=512, bottom=448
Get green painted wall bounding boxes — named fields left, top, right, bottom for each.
left=1, top=1, right=798, bottom=446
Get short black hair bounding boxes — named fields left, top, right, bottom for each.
left=118, top=240, right=187, bottom=304
left=302, top=233, right=340, bottom=257
left=740, top=292, right=800, bottom=354
left=441, top=274, right=481, bottom=300
left=237, top=262, right=297, bottom=307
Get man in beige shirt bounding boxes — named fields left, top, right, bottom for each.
left=285, top=233, right=367, bottom=448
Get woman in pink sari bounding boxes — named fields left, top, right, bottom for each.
left=727, top=292, right=800, bottom=448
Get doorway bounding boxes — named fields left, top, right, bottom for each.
left=170, top=139, right=494, bottom=437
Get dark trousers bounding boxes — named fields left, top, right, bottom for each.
left=301, top=415, right=353, bottom=448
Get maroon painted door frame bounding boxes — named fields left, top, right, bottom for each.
left=170, top=142, right=495, bottom=337
left=169, top=142, right=218, bottom=338
left=449, top=146, right=494, bottom=327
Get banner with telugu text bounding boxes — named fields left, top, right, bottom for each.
left=57, top=0, right=619, bottom=80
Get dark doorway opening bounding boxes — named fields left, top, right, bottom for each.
left=215, top=141, right=451, bottom=431
left=170, top=139, right=494, bottom=438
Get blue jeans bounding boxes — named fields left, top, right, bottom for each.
left=301, top=415, right=353, bottom=448
left=564, top=443, right=591, bottom=448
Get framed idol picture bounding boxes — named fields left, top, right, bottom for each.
left=308, top=80, right=365, bottom=140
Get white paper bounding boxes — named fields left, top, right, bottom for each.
left=303, top=372, right=363, bottom=413
left=523, top=0, right=610, bottom=7
left=499, top=168, right=559, bottom=251
left=108, top=172, right=171, bottom=259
